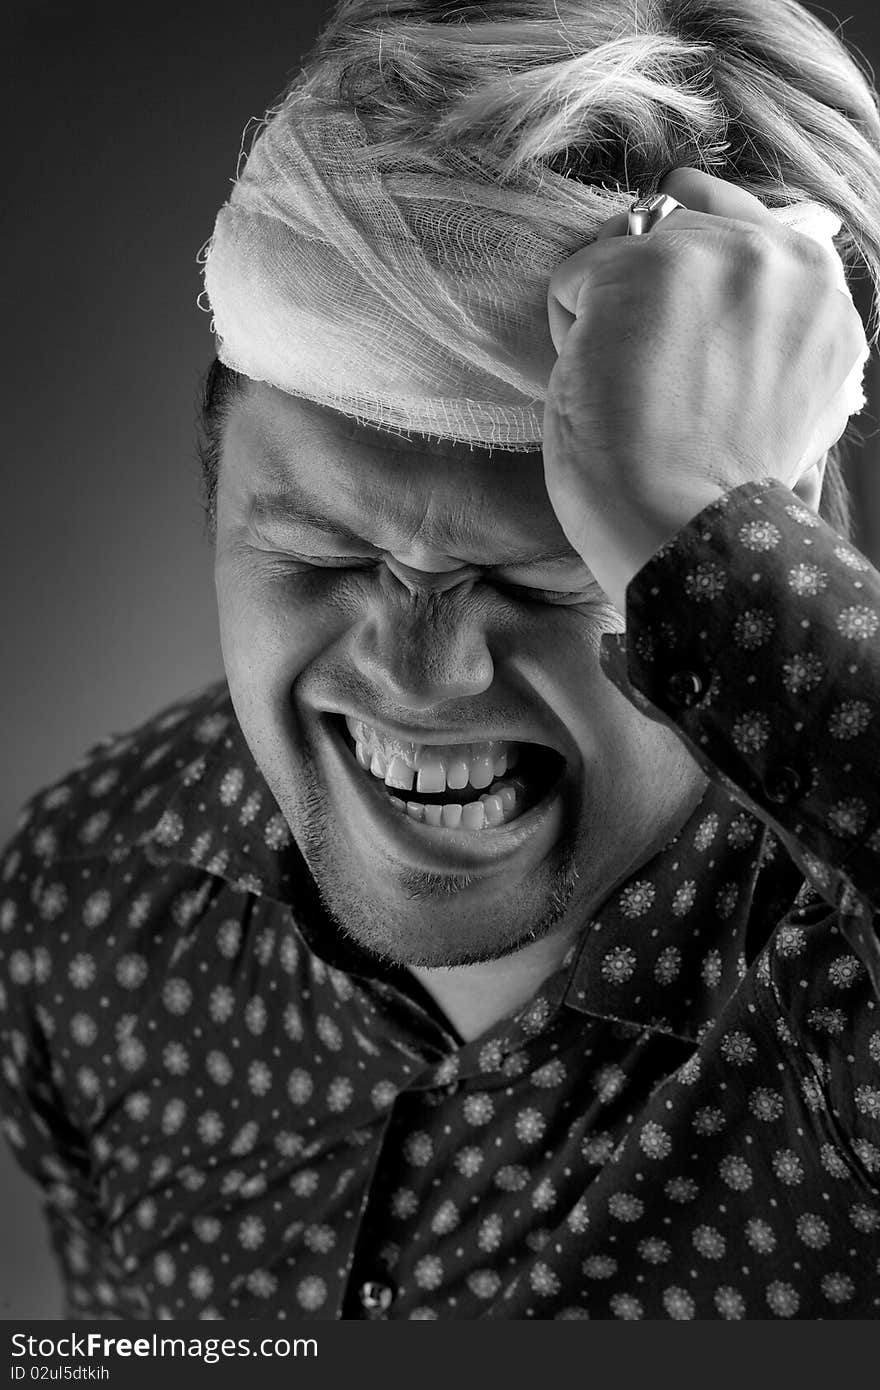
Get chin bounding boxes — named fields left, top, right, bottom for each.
left=298, top=830, right=586, bottom=968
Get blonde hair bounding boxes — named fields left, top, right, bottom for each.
left=292, top=0, right=880, bottom=345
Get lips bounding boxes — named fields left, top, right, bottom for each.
left=313, top=710, right=569, bottom=877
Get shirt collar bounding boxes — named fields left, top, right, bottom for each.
left=561, top=781, right=804, bottom=1041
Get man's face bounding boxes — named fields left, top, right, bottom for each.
left=215, top=382, right=708, bottom=967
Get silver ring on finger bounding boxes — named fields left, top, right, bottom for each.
left=626, top=192, right=687, bottom=236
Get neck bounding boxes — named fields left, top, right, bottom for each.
left=408, top=924, right=580, bottom=1043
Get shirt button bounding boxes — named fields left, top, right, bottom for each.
left=665, top=670, right=706, bottom=708
left=764, top=764, right=805, bottom=804
left=359, top=1281, right=395, bottom=1315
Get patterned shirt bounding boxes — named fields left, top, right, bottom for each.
left=2, top=479, right=880, bottom=1321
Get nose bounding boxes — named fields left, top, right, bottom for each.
left=349, top=560, right=495, bottom=710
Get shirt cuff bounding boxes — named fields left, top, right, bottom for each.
left=599, top=477, right=880, bottom=898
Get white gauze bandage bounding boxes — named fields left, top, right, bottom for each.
left=198, top=102, right=868, bottom=449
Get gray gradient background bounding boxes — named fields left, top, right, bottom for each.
left=2, top=0, right=880, bottom=1319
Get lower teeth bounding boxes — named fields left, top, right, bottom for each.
left=389, top=781, right=522, bottom=831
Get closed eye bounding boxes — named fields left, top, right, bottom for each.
left=257, top=546, right=596, bottom=599
left=257, top=548, right=379, bottom=570
left=291, top=554, right=378, bottom=568
left=496, top=582, right=598, bottom=605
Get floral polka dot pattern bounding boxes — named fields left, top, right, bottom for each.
left=1, top=479, right=879, bottom=1318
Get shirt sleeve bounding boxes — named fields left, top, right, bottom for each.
left=599, top=477, right=880, bottom=997
left=0, top=799, right=139, bottom=1318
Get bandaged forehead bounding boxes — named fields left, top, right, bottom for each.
left=199, top=95, right=867, bottom=447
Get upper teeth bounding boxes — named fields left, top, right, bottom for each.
left=346, top=716, right=520, bottom=794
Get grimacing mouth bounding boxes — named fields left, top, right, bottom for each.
left=332, top=717, right=567, bottom=822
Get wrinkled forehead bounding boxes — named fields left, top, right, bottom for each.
left=222, top=381, right=575, bottom=562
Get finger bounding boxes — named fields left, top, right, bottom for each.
left=548, top=207, right=772, bottom=352
left=592, top=167, right=781, bottom=245
left=657, top=166, right=782, bottom=230
left=548, top=165, right=817, bottom=355
left=593, top=210, right=631, bottom=242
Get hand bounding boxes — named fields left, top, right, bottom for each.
left=542, top=167, right=866, bottom=613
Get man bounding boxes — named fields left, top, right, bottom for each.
left=2, top=0, right=880, bottom=1319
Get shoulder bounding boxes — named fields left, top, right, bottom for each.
left=1, top=680, right=234, bottom=891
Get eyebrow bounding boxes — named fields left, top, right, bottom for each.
left=249, top=494, right=368, bottom=546
left=247, top=493, right=583, bottom=569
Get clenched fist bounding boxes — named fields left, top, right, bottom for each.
left=543, top=167, right=867, bottom=613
